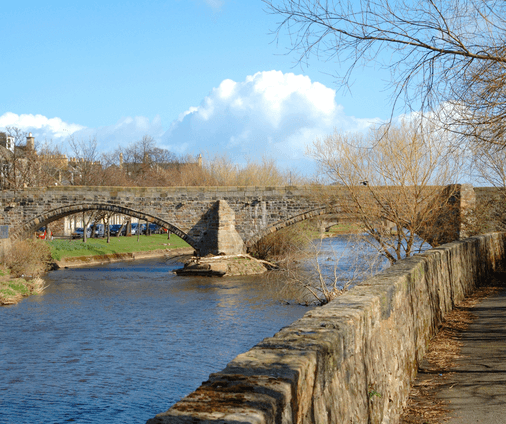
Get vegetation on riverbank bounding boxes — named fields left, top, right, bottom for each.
left=1, top=221, right=362, bottom=306
left=0, top=239, right=52, bottom=305
left=325, top=222, right=364, bottom=235
left=49, top=234, right=190, bottom=261
left=250, top=219, right=377, bottom=305
left=0, top=270, right=46, bottom=305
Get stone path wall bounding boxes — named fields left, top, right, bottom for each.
left=148, top=233, right=506, bottom=424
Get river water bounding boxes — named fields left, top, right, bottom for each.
left=0, top=236, right=384, bottom=424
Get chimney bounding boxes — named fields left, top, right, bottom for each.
left=119, top=152, right=123, bottom=168
left=26, top=132, right=35, bottom=150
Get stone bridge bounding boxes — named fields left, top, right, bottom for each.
left=0, top=184, right=473, bottom=256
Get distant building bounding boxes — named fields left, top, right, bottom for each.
left=0, top=132, right=15, bottom=153
left=119, top=152, right=202, bottom=177
left=0, top=132, right=37, bottom=189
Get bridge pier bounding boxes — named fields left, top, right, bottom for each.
left=192, top=200, right=244, bottom=256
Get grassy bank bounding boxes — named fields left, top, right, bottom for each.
left=50, top=222, right=360, bottom=262
left=49, top=234, right=190, bottom=261
left=304, top=222, right=365, bottom=240
left=0, top=266, right=46, bottom=305
left=327, top=222, right=364, bottom=235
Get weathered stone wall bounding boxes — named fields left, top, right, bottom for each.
left=195, top=199, right=245, bottom=256
left=147, top=233, right=506, bottom=424
left=416, top=184, right=476, bottom=247
left=0, top=186, right=324, bottom=248
left=0, top=185, right=474, bottom=251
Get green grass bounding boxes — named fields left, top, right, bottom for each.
left=0, top=268, right=40, bottom=304
left=49, top=234, right=190, bottom=261
left=6, top=279, right=30, bottom=295
left=327, top=222, right=364, bottom=234
left=0, top=288, right=17, bottom=297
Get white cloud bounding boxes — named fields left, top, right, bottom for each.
left=0, top=112, right=84, bottom=139
left=1, top=71, right=380, bottom=174
left=0, top=113, right=164, bottom=153
left=161, top=70, right=378, bottom=172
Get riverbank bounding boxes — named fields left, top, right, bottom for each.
left=49, top=234, right=191, bottom=261
left=2, top=235, right=193, bottom=305
left=50, top=234, right=194, bottom=268
left=0, top=266, right=46, bottom=305
left=49, top=233, right=279, bottom=275
left=54, top=247, right=194, bottom=268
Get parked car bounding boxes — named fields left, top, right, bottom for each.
left=90, top=223, right=105, bottom=237
left=71, top=227, right=91, bottom=239
left=36, top=226, right=53, bottom=240
left=109, top=224, right=126, bottom=236
left=147, top=223, right=161, bottom=234
left=129, top=223, right=161, bottom=235
left=130, top=223, right=141, bottom=235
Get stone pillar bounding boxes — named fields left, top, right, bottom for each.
left=417, top=184, right=476, bottom=247
left=459, top=183, right=477, bottom=239
left=196, top=200, right=244, bottom=256
left=26, top=133, right=35, bottom=151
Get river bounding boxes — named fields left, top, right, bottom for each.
left=0, top=236, right=384, bottom=424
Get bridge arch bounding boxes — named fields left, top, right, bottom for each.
left=13, top=202, right=198, bottom=250
left=245, top=207, right=335, bottom=248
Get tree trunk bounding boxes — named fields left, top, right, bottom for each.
left=83, top=212, right=87, bottom=243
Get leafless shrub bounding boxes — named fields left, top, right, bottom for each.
left=249, top=222, right=313, bottom=261
left=202, top=154, right=305, bottom=186
left=278, top=234, right=385, bottom=305
left=466, top=143, right=506, bottom=233
left=5, top=239, right=52, bottom=278
left=308, top=120, right=463, bottom=264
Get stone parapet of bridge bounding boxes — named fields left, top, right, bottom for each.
left=0, top=184, right=476, bottom=256
left=0, top=185, right=324, bottom=255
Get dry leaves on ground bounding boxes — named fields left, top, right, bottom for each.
left=400, top=282, right=502, bottom=423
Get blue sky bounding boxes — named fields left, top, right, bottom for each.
left=1, top=0, right=392, bottom=174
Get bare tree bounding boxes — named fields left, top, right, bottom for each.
left=264, top=0, right=506, bottom=143
left=0, top=127, right=36, bottom=189
left=35, top=141, right=68, bottom=187
left=444, top=54, right=506, bottom=146
left=67, top=135, right=102, bottom=185
left=117, top=135, right=178, bottom=185
left=308, top=120, right=463, bottom=264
